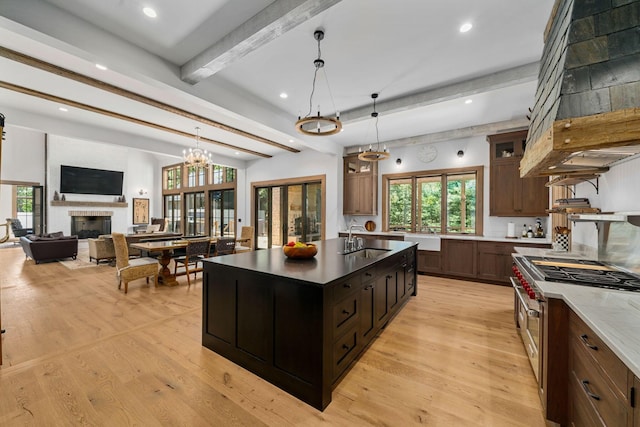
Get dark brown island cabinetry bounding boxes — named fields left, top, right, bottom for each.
left=487, top=130, right=549, bottom=217
left=202, top=238, right=417, bottom=410
left=343, top=154, right=377, bottom=215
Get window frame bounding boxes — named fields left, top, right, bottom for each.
left=382, top=165, right=484, bottom=235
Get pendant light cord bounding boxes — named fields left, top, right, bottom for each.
left=303, top=31, right=339, bottom=119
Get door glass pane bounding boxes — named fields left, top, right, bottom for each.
left=210, top=191, right=222, bottom=237
left=164, top=194, right=181, bottom=233
left=271, top=187, right=282, bottom=247
left=446, top=173, right=476, bottom=234
left=388, top=178, right=412, bottom=231
left=16, top=186, right=33, bottom=229
left=417, top=176, right=441, bottom=233
left=256, top=188, right=269, bottom=249
left=288, top=185, right=303, bottom=243
left=222, top=189, right=235, bottom=237
left=306, top=182, right=321, bottom=242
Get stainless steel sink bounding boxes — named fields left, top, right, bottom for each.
left=345, top=248, right=391, bottom=259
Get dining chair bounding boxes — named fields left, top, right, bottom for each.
left=173, top=238, right=211, bottom=287
left=214, top=237, right=236, bottom=256
left=112, top=232, right=159, bottom=294
left=235, top=226, right=254, bottom=253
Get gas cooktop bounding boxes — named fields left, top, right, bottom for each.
left=524, top=256, right=640, bottom=292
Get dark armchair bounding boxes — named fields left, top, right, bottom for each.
left=7, top=218, right=34, bottom=238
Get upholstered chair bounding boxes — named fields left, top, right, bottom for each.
left=173, top=238, right=211, bottom=287
left=88, top=235, right=116, bottom=264
left=235, top=226, right=255, bottom=253
left=111, top=232, right=159, bottom=294
left=7, top=218, right=34, bottom=238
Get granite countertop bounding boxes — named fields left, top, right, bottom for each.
left=513, top=247, right=640, bottom=378
left=204, top=238, right=417, bottom=286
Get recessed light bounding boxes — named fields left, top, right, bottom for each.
left=465, top=99, right=473, bottom=104
left=235, top=151, right=240, bottom=155
left=288, top=139, right=294, bottom=143
left=460, top=22, right=473, bottom=33
left=280, top=92, right=288, bottom=99
left=95, top=63, right=107, bottom=71
left=143, top=7, right=157, bottom=18
left=59, top=107, right=68, bottom=112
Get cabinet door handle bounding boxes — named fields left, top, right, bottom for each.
left=342, top=309, right=350, bottom=315
left=364, top=285, right=373, bottom=290
left=386, top=275, right=393, bottom=280
left=342, top=344, right=350, bottom=350
left=365, top=272, right=372, bottom=277
left=581, top=380, right=600, bottom=400
left=343, top=283, right=352, bottom=288
left=580, top=334, right=598, bottom=351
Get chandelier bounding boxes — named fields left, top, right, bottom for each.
left=295, top=30, right=342, bottom=136
left=183, top=127, right=213, bottom=167
left=358, top=93, right=389, bottom=161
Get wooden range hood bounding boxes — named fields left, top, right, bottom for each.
left=520, top=0, right=640, bottom=178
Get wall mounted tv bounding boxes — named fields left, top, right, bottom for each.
left=60, top=165, right=124, bottom=196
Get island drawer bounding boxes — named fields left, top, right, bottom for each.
left=332, top=326, right=359, bottom=382
left=333, top=294, right=359, bottom=337
left=333, top=276, right=360, bottom=302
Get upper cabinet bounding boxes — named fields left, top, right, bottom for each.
left=488, top=130, right=549, bottom=217
left=343, top=155, right=377, bottom=215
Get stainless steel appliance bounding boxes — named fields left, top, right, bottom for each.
left=511, top=256, right=542, bottom=381
left=523, top=256, right=640, bottom=292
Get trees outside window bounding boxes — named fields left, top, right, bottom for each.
left=384, top=166, right=483, bottom=235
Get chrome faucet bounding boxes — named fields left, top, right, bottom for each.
left=345, top=224, right=366, bottom=253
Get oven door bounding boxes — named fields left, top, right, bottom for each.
left=512, top=278, right=540, bottom=381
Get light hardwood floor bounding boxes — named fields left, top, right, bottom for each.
left=0, top=245, right=545, bottom=426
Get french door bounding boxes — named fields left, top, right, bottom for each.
left=209, top=189, right=235, bottom=237
left=254, top=180, right=323, bottom=249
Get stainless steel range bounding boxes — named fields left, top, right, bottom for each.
left=522, top=256, right=640, bottom=292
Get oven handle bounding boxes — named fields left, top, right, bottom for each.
left=510, top=277, right=539, bottom=315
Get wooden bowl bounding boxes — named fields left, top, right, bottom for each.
left=283, top=243, right=318, bottom=259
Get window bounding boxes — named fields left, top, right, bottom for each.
left=15, top=186, right=34, bottom=229
left=164, top=166, right=182, bottom=190
left=186, top=165, right=206, bottom=187
left=164, top=194, right=181, bottom=233
left=211, top=165, right=236, bottom=185
left=384, top=166, right=483, bottom=235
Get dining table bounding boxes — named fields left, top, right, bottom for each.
left=130, top=238, right=217, bottom=286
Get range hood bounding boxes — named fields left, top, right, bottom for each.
left=520, top=0, right=640, bottom=178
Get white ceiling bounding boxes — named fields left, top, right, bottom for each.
left=0, top=0, right=556, bottom=165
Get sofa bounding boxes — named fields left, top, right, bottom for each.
left=20, top=233, right=79, bottom=264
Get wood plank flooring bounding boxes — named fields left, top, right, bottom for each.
left=0, top=245, right=545, bottom=426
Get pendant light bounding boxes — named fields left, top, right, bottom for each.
left=358, top=93, right=389, bottom=162
left=295, top=30, right=342, bottom=136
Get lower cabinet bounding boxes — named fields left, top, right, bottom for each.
left=567, top=309, right=632, bottom=426
left=442, top=239, right=477, bottom=278
left=635, top=375, right=640, bottom=427
left=420, top=239, right=550, bottom=284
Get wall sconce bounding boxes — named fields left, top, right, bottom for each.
left=138, top=189, right=147, bottom=195
left=396, top=158, right=402, bottom=165
left=457, top=150, right=464, bottom=158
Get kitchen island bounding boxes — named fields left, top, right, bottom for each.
left=202, top=238, right=417, bottom=410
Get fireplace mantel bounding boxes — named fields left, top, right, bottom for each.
left=51, top=201, right=128, bottom=208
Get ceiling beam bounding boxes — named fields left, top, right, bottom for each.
left=0, top=46, right=298, bottom=153
left=0, top=81, right=272, bottom=158
left=340, top=62, right=540, bottom=124
left=180, top=0, right=342, bottom=84
left=346, top=118, right=531, bottom=152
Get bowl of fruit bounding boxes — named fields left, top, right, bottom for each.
left=283, top=241, right=318, bottom=259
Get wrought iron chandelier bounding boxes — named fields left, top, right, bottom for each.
left=183, top=127, right=212, bottom=167
left=358, top=93, right=389, bottom=162
left=295, top=30, right=342, bottom=136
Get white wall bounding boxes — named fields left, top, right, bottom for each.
left=0, top=126, right=46, bottom=226
left=245, top=150, right=342, bottom=238
left=343, top=135, right=548, bottom=237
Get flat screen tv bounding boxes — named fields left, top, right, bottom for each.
left=60, top=165, right=124, bottom=196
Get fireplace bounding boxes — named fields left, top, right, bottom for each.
left=69, top=211, right=112, bottom=239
